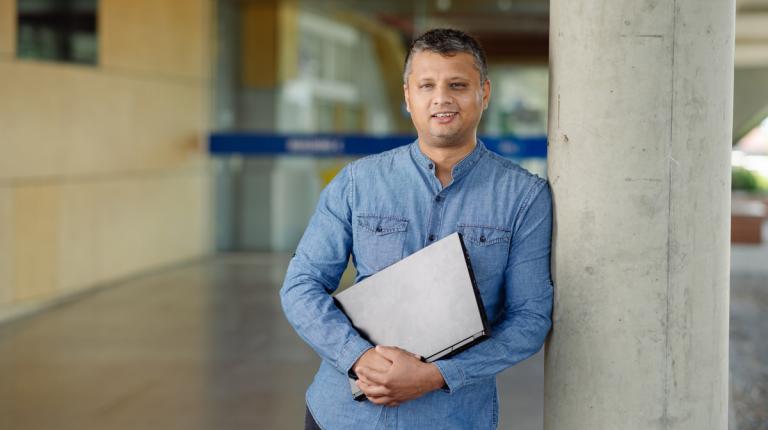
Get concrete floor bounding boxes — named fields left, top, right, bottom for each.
left=0, top=241, right=765, bottom=430
left=0, top=254, right=543, bottom=430
left=729, top=221, right=768, bottom=430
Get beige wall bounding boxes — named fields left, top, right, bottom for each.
left=0, top=188, right=11, bottom=307
left=0, top=0, right=12, bottom=57
left=101, top=0, right=212, bottom=81
left=0, top=61, right=207, bottom=178
left=0, top=0, right=214, bottom=316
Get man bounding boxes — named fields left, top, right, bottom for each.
left=281, top=28, right=553, bottom=429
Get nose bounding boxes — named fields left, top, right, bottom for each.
left=432, top=84, right=454, bottom=106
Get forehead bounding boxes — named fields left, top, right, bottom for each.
left=408, top=51, right=480, bottom=81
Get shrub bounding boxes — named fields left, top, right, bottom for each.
left=732, top=166, right=759, bottom=192
left=756, top=172, right=768, bottom=192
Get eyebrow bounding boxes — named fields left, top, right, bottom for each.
left=416, top=76, right=470, bottom=83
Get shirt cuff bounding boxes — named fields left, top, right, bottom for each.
left=336, top=335, right=373, bottom=377
left=433, top=359, right=466, bottom=393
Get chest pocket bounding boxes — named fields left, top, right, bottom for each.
left=457, top=224, right=512, bottom=284
left=354, top=215, right=409, bottom=273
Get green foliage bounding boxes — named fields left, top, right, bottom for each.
left=757, top=172, right=768, bottom=192
left=732, top=166, right=759, bottom=192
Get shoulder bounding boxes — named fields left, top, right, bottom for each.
left=480, top=148, right=548, bottom=191
left=347, top=144, right=411, bottom=178
left=475, top=149, right=551, bottom=223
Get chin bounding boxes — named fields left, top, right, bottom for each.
left=427, top=129, right=457, bottom=140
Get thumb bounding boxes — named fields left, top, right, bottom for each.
left=375, top=345, right=405, bottom=360
left=376, top=345, right=422, bottom=361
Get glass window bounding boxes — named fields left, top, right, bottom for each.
left=17, top=0, right=98, bottom=65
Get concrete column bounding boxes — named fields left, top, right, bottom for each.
left=545, top=1, right=734, bottom=429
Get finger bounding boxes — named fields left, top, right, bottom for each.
left=367, top=395, right=395, bottom=405
left=355, top=370, right=374, bottom=386
left=356, top=366, right=388, bottom=385
left=355, top=350, right=392, bottom=374
left=368, top=353, right=394, bottom=372
left=359, top=382, right=390, bottom=398
left=357, top=380, right=385, bottom=398
left=353, top=349, right=392, bottom=375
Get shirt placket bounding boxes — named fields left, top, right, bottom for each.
left=375, top=405, right=394, bottom=430
left=425, top=183, right=447, bottom=247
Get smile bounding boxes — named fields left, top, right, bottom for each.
left=432, top=112, right=457, bottom=118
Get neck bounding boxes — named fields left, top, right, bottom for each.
left=418, top=137, right=477, bottom=187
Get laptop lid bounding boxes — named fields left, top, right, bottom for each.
left=334, top=232, right=490, bottom=399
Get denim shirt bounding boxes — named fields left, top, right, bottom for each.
left=280, top=141, right=553, bottom=429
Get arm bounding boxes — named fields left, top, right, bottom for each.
left=433, top=179, right=554, bottom=393
left=279, top=165, right=374, bottom=376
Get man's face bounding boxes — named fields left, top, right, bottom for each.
left=404, top=50, right=490, bottom=149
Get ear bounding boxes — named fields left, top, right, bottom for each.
left=403, top=84, right=411, bottom=113
left=482, top=79, right=491, bottom=110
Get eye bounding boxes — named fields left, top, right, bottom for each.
left=420, top=83, right=434, bottom=89
left=450, top=82, right=467, bottom=89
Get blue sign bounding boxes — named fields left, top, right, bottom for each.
left=209, top=133, right=547, bottom=158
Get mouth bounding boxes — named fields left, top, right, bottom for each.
left=431, top=112, right=458, bottom=124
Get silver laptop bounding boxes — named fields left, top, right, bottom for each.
left=334, top=232, right=490, bottom=400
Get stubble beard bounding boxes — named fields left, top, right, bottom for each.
left=423, top=123, right=474, bottom=149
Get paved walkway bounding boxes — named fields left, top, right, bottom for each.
left=730, top=221, right=768, bottom=430
left=0, top=236, right=765, bottom=429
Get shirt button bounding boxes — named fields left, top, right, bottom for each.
left=435, top=195, right=442, bottom=202
left=375, top=226, right=382, bottom=233
left=479, top=235, right=486, bottom=243
left=428, top=163, right=434, bottom=170
left=428, top=234, right=435, bottom=242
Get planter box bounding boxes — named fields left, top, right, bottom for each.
left=731, top=198, right=767, bottom=244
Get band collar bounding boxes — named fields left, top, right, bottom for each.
left=410, top=139, right=486, bottom=183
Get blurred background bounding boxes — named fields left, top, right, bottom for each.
left=0, top=0, right=766, bottom=429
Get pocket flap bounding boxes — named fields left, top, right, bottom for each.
left=458, top=224, right=512, bottom=246
left=357, top=215, right=408, bottom=235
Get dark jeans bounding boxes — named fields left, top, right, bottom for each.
left=305, top=406, right=321, bottom=430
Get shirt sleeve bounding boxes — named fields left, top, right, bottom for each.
left=279, top=164, right=373, bottom=376
left=433, top=178, right=554, bottom=393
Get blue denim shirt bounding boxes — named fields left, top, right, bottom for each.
left=280, top=141, right=553, bottom=429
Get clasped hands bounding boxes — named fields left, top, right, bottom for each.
left=352, top=345, right=445, bottom=407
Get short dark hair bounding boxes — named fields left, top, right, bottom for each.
left=403, top=28, right=488, bottom=84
